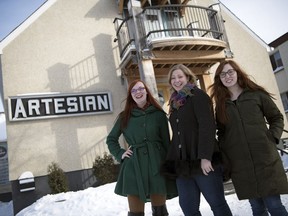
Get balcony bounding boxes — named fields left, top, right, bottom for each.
left=114, top=4, right=230, bottom=79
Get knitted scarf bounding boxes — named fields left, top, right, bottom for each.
left=169, top=83, right=196, bottom=112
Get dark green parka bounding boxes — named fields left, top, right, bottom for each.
left=217, top=89, right=288, bottom=200
left=106, top=105, right=177, bottom=202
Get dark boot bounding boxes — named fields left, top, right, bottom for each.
left=152, top=204, right=169, bottom=216
left=128, top=212, right=144, bottom=216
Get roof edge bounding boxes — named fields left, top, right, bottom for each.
left=269, top=32, right=288, bottom=48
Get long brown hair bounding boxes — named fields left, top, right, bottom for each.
left=119, top=80, right=164, bottom=129
left=209, top=60, right=273, bottom=124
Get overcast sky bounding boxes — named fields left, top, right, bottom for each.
left=219, top=0, right=287, bottom=43
left=0, top=0, right=287, bottom=43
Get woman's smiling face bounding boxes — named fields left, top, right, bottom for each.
left=131, top=81, right=147, bottom=108
left=170, top=69, right=189, bottom=92
left=219, top=63, right=238, bottom=88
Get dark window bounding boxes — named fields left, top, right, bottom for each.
left=270, top=51, right=283, bottom=71
left=280, top=92, right=288, bottom=112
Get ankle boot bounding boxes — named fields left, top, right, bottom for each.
left=128, top=212, right=144, bottom=216
left=152, top=204, right=169, bottom=216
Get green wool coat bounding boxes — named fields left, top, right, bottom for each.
left=106, top=105, right=177, bottom=202
left=217, top=89, right=288, bottom=200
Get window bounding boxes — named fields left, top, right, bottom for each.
left=270, top=51, right=283, bottom=71
left=280, top=92, right=288, bottom=112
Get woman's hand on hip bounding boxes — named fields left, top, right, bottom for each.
left=201, top=159, right=214, bottom=175
left=121, top=146, right=133, bottom=160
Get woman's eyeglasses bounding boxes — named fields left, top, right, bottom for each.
left=131, top=87, right=146, bottom=94
left=219, top=69, right=236, bottom=78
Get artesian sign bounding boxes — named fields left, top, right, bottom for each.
left=8, top=92, right=113, bottom=121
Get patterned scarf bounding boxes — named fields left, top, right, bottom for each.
left=169, top=83, right=196, bottom=112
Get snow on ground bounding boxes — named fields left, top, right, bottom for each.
left=1, top=182, right=288, bottom=216
left=0, top=153, right=287, bottom=216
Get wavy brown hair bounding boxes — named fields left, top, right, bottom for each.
left=118, top=79, right=164, bottom=129
left=209, top=60, right=273, bottom=124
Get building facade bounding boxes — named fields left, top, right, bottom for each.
left=0, top=0, right=286, bottom=214
left=269, top=32, right=288, bottom=121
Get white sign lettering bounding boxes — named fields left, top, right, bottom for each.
left=8, top=92, right=113, bottom=121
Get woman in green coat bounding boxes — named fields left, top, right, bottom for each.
left=106, top=80, right=177, bottom=216
left=210, top=60, right=288, bottom=216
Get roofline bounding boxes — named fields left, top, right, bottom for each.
left=0, top=0, right=57, bottom=53
left=269, top=32, right=288, bottom=48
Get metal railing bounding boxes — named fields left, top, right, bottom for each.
left=114, top=4, right=227, bottom=59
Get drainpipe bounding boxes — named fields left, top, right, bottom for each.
left=128, top=0, right=159, bottom=100
left=210, top=2, right=233, bottom=58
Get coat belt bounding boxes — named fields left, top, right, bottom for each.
left=130, top=141, right=159, bottom=202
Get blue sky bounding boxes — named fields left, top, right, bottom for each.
left=0, top=0, right=287, bottom=43
left=0, top=0, right=46, bottom=41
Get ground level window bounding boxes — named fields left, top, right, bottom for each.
left=280, top=92, right=288, bottom=112
left=270, top=50, right=283, bottom=71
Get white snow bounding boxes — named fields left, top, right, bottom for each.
left=1, top=182, right=287, bottom=216
left=1, top=153, right=287, bottom=216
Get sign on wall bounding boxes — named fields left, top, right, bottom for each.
left=8, top=92, right=113, bottom=121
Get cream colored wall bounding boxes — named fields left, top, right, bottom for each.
left=273, top=40, right=288, bottom=125
left=274, top=41, right=288, bottom=94
left=2, top=0, right=126, bottom=180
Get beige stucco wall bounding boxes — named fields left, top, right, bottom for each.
left=273, top=40, right=288, bottom=122
left=2, top=0, right=126, bottom=180
left=274, top=41, right=288, bottom=94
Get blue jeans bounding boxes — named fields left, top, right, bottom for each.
left=249, top=195, right=288, bottom=216
left=176, top=167, right=232, bottom=216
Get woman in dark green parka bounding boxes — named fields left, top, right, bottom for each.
left=106, top=80, right=177, bottom=216
left=210, top=60, right=288, bottom=216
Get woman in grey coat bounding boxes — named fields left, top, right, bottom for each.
left=209, top=60, right=288, bottom=216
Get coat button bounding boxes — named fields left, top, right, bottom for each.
left=178, top=144, right=182, bottom=148
left=178, top=131, right=180, bottom=135
left=176, top=118, right=179, bottom=123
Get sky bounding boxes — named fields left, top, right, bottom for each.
left=0, top=0, right=287, bottom=43
left=0, top=0, right=46, bottom=41
left=219, top=0, right=288, bottom=43
left=0, top=154, right=287, bottom=216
